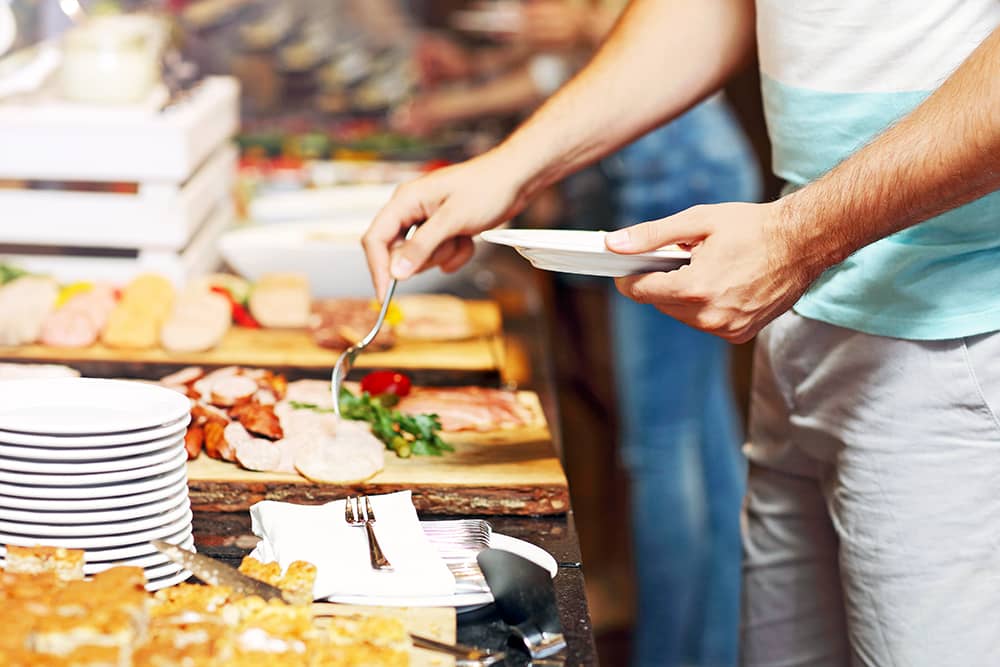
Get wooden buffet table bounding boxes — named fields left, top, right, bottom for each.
left=0, top=263, right=598, bottom=665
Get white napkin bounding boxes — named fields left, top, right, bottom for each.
left=248, top=491, right=456, bottom=599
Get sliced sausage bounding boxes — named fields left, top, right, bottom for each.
left=235, top=438, right=282, bottom=473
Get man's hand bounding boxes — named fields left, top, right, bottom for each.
left=362, top=152, right=528, bottom=300
left=607, top=201, right=826, bottom=343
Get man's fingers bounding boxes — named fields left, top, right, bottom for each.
left=389, top=206, right=459, bottom=280
left=440, top=236, right=475, bottom=273
left=605, top=206, right=712, bottom=255
left=363, top=184, right=435, bottom=300
left=613, top=267, right=698, bottom=307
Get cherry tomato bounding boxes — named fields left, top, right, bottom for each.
left=360, top=370, right=412, bottom=397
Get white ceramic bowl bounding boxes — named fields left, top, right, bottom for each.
left=219, top=219, right=471, bottom=298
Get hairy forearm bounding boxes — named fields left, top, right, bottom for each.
left=782, top=26, right=1000, bottom=273
left=495, top=0, right=756, bottom=198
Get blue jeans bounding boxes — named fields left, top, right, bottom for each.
left=604, top=97, right=760, bottom=667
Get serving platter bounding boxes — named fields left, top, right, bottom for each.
left=187, top=391, right=570, bottom=516
left=0, top=300, right=507, bottom=385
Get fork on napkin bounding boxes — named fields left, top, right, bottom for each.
left=249, top=491, right=456, bottom=600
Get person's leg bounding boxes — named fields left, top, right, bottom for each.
left=788, top=327, right=1000, bottom=666
left=611, top=289, right=712, bottom=667
left=740, top=312, right=852, bottom=666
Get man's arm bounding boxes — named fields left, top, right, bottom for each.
left=363, top=0, right=757, bottom=298
left=501, top=0, right=756, bottom=201
left=608, top=25, right=1000, bottom=343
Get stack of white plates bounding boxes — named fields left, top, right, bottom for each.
left=0, top=378, right=195, bottom=590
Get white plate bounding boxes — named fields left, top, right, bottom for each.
left=323, top=534, right=557, bottom=612
left=146, top=566, right=192, bottom=591
left=0, top=524, right=192, bottom=562
left=0, top=463, right=187, bottom=500
left=0, top=487, right=188, bottom=524
left=0, top=432, right=186, bottom=462
left=0, top=415, right=189, bottom=448
left=0, top=448, right=186, bottom=486
left=0, top=378, right=191, bottom=435
left=0, top=535, right=195, bottom=573
left=0, top=511, right=192, bottom=550
left=0, top=440, right=183, bottom=473
left=0, top=500, right=190, bottom=537
left=0, top=476, right=189, bottom=511
left=480, top=229, right=691, bottom=278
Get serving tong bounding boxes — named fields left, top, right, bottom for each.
left=331, top=224, right=418, bottom=415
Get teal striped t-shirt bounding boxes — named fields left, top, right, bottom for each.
left=757, top=1, right=1000, bottom=340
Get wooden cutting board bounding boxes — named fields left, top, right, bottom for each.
left=187, top=392, right=569, bottom=516
left=312, top=604, right=456, bottom=667
left=0, top=300, right=505, bottom=381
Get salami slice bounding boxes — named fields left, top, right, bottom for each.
left=208, top=375, right=259, bottom=407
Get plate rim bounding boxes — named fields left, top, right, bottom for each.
left=480, top=228, right=691, bottom=259
left=0, top=378, right=192, bottom=436
left=319, top=533, right=557, bottom=611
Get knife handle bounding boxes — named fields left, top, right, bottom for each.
left=364, top=521, right=393, bottom=570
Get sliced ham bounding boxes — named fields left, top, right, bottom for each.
left=0, top=276, right=59, bottom=346
left=395, top=387, right=535, bottom=432
left=308, top=299, right=396, bottom=351
left=40, top=284, right=117, bottom=348
left=284, top=379, right=335, bottom=410
left=274, top=400, right=338, bottom=439
left=394, top=294, right=474, bottom=341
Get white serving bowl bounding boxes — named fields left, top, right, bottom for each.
left=219, top=219, right=471, bottom=298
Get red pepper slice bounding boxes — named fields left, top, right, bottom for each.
left=210, top=285, right=261, bottom=329
left=360, top=370, right=412, bottom=397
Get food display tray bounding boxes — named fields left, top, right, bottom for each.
left=186, top=391, right=570, bottom=517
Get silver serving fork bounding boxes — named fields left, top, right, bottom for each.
left=331, top=224, right=418, bottom=415
left=345, top=496, right=392, bottom=570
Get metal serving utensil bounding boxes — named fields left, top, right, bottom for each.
left=331, top=224, right=418, bottom=415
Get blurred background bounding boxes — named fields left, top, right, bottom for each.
left=0, top=1, right=781, bottom=662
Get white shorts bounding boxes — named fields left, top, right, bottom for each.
left=741, top=311, right=1000, bottom=666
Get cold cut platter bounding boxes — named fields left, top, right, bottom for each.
left=0, top=268, right=507, bottom=384
left=170, top=367, right=568, bottom=516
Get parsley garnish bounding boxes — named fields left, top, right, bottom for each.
left=290, top=388, right=453, bottom=458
